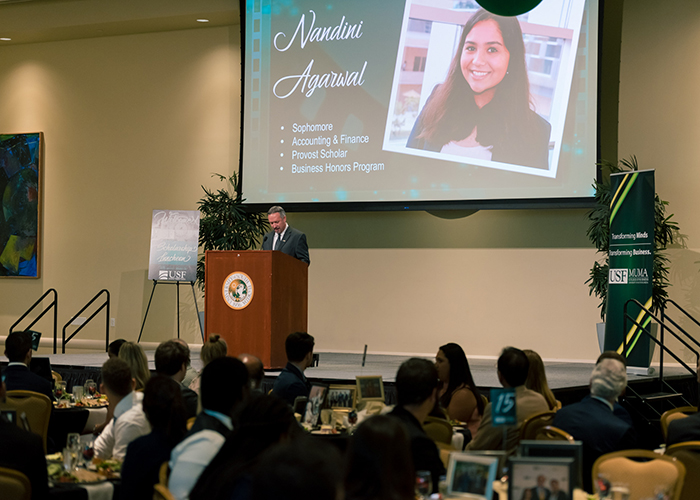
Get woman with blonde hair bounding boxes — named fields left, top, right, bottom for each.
left=189, top=334, right=228, bottom=393
left=523, top=349, right=558, bottom=410
left=119, top=341, right=151, bottom=391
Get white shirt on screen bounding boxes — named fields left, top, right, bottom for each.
left=440, top=141, right=493, bottom=160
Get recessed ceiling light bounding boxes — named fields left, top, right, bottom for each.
left=196, top=19, right=209, bottom=23
left=0, top=38, right=11, bottom=41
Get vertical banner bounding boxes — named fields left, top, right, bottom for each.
left=147, top=210, right=200, bottom=282
left=604, top=170, right=655, bottom=367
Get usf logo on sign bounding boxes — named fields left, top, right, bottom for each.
left=609, top=269, right=628, bottom=284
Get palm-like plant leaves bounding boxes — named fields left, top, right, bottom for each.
left=196, top=173, right=269, bottom=289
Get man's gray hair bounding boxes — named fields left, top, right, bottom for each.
left=590, top=358, right=627, bottom=402
left=267, top=206, right=285, bottom=217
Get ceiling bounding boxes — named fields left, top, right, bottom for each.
left=0, top=0, right=239, bottom=45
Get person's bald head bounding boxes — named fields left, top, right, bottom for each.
left=238, top=353, right=264, bottom=390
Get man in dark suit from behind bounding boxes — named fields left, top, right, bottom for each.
left=0, top=367, right=48, bottom=500
left=271, top=332, right=314, bottom=406
left=3, top=330, right=53, bottom=401
left=388, top=357, right=446, bottom=493
left=553, top=358, right=636, bottom=492
left=155, top=340, right=199, bottom=419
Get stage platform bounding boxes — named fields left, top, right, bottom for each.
left=36, top=350, right=693, bottom=401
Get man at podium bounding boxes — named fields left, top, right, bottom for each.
left=262, top=206, right=310, bottom=265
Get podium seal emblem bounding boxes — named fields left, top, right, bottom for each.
left=222, top=272, right=254, bottom=310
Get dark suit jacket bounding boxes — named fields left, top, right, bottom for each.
left=0, top=417, right=48, bottom=500
left=553, top=396, right=636, bottom=492
left=120, top=429, right=174, bottom=500
left=271, top=362, right=310, bottom=406
left=3, top=363, right=54, bottom=401
left=262, top=225, right=310, bottom=265
left=388, top=406, right=445, bottom=494
left=180, top=383, right=199, bottom=419
left=187, top=411, right=232, bottom=439
left=524, top=486, right=550, bottom=500
left=667, top=411, right=700, bottom=446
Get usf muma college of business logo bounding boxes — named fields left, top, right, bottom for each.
left=222, top=272, right=254, bottom=310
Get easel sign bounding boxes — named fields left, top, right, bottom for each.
left=147, top=210, right=200, bottom=281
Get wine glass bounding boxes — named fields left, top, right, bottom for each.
left=54, top=381, right=67, bottom=401
left=65, top=433, right=80, bottom=471
left=416, top=470, right=432, bottom=499
left=85, top=380, right=97, bottom=397
left=595, top=473, right=612, bottom=499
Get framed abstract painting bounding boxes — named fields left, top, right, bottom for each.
left=0, top=132, right=43, bottom=278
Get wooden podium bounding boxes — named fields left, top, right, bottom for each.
left=204, top=250, right=308, bottom=369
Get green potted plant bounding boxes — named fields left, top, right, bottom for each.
left=196, top=173, right=269, bottom=290
left=586, top=156, right=680, bottom=323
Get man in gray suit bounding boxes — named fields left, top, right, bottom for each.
left=262, top=206, right=310, bottom=265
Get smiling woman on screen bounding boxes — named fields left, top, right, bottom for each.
left=406, top=9, right=551, bottom=169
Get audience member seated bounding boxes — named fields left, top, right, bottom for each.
left=666, top=357, right=700, bottom=446
left=119, top=341, right=151, bottom=391
left=271, top=332, right=314, bottom=405
left=189, top=334, right=228, bottom=394
left=435, top=343, right=484, bottom=435
left=174, top=339, right=199, bottom=388
left=189, top=394, right=301, bottom=500
left=238, top=353, right=265, bottom=394
left=524, top=349, right=558, bottom=410
left=466, top=347, right=549, bottom=453
left=0, top=367, right=48, bottom=500
left=251, top=438, right=342, bottom=500
left=553, top=357, right=636, bottom=492
left=108, top=338, right=127, bottom=359
left=344, top=415, right=415, bottom=500
left=169, top=357, right=250, bottom=500
left=155, top=340, right=199, bottom=418
left=388, top=358, right=446, bottom=493
left=120, top=375, right=187, bottom=500
left=596, top=351, right=633, bottom=426
left=94, top=358, right=151, bottom=461
left=3, top=330, right=53, bottom=401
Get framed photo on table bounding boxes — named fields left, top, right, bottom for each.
left=355, top=375, right=384, bottom=402
left=446, top=453, right=499, bottom=499
left=328, top=384, right=356, bottom=409
left=302, top=382, right=329, bottom=427
left=508, top=456, right=575, bottom=500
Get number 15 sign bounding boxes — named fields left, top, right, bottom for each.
left=490, top=388, right=516, bottom=426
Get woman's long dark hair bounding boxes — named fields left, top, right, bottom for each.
left=142, top=375, right=188, bottom=448
left=189, top=394, right=301, bottom=500
left=417, top=9, right=535, bottom=149
left=439, top=343, right=484, bottom=416
left=344, top=415, right=415, bottom=500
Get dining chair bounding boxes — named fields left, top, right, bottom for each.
left=159, top=461, right=170, bottom=486
left=423, top=416, right=453, bottom=445
left=153, top=483, right=176, bottom=500
left=592, top=449, right=685, bottom=500
left=51, top=370, right=62, bottom=383
left=665, top=441, right=700, bottom=500
left=660, top=406, right=697, bottom=441
left=0, top=466, right=31, bottom=500
left=535, top=425, right=574, bottom=442
left=518, top=410, right=556, bottom=441
left=0, top=390, right=52, bottom=453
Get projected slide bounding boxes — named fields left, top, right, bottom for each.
left=242, top=0, right=597, bottom=205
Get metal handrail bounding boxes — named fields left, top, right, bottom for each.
left=623, top=299, right=698, bottom=394
left=61, top=289, right=110, bottom=354
left=10, top=289, right=59, bottom=353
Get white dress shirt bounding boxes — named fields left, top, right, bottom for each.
left=94, top=391, right=150, bottom=461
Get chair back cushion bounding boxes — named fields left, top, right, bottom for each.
left=0, top=466, right=31, bottom=500
left=0, top=391, right=52, bottom=452
left=596, top=455, right=682, bottom=500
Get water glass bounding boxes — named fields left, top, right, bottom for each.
left=610, top=484, right=630, bottom=500
left=416, top=470, right=432, bottom=499
left=73, top=385, right=84, bottom=403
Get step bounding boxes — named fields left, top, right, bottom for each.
left=630, top=391, right=684, bottom=402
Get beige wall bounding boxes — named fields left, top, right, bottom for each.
left=0, top=0, right=698, bottom=363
